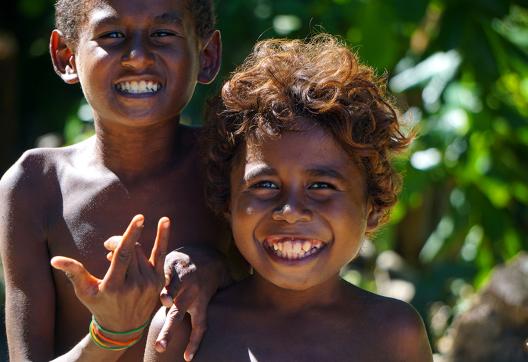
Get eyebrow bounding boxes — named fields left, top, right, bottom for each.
left=153, top=12, right=184, bottom=25
left=90, top=15, right=120, bottom=28
left=241, top=165, right=276, bottom=185
left=305, top=167, right=349, bottom=183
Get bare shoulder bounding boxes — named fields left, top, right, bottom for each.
left=350, top=286, right=433, bottom=362
left=1, top=138, right=92, bottom=190
left=0, top=138, right=94, bottom=243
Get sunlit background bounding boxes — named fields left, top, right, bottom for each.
left=1, top=0, right=528, bottom=360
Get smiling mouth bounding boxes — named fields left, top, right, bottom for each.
left=263, top=236, right=328, bottom=261
left=115, top=80, right=162, bottom=95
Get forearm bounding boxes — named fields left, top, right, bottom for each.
left=51, top=334, right=126, bottom=362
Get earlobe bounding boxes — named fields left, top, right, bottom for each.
left=366, top=205, right=380, bottom=232
left=197, top=30, right=222, bottom=85
left=50, top=30, right=79, bottom=84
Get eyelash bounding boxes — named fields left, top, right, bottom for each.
left=99, top=30, right=175, bottom=39
left=250, top=181, right=278, bottom=189
left=152, top=30, right=175, bottom=37
left=101, top=32, right=124, bottom=39
left=249, top=181, right=336, bottom=191
left=309, top=182, right=336, bottom=190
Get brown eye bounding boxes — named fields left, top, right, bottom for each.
left=251, top=181, right=278, bottom=189
left=152, top=30, right=175, bottom=37
left=101, top=31, right=124, bottom=39
left=309, top=182, right=335, bottom=190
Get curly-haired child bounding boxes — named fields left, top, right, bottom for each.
left=145, top=33, right=433, bottom=361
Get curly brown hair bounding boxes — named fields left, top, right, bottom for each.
left=204, top=33, right=411, bottom=226
left=54, top=0, right=216, bottom=48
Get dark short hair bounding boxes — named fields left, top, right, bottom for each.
left=54, top=0, right=216, bottom=48
left=204, top=33, right=412, bottom=227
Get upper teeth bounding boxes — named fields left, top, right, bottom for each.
left=264, top=237, right=325, bottom=260
left=116, top=81, right=161, bottom=94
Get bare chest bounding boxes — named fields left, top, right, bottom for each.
left=195, top=308, right=385, bottom=362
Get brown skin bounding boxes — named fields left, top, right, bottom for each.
left=147, top=279, right=432, bottom=362
left=0, top=0, right=224, bottom=360
left=144, top=126, right=432, bottom=361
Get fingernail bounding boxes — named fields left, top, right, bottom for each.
left=157, top=340, right=167, bottom=351
left=185, top=353, right=194, bottom=361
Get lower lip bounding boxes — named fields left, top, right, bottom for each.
left=262, top=242, right=328, bottom=265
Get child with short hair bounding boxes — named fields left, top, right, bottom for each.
left=145, top=33, right=433, bottom=361
left=0, top=0, right=227, bottom=360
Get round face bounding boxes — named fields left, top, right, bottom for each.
left=72, top=0, right=202, bottom=127
left=229, top=123, right=376, bottom=291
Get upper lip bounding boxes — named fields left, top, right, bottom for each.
left=263, top=234, right=329, bottom=244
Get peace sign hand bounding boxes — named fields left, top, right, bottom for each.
left=51, top=215, right=169, bottom=334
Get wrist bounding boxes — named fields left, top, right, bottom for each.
left=89, top=316, right=148, bottom=351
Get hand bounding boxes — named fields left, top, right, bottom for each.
left=105, top=242, right=227, bottom=361
left=51, top=215, right=169, bottom=335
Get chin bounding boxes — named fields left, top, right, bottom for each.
left=268, top=274, right=320, bottom=291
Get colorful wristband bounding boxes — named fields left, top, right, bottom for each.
left=91, top=315, right=149, bottom=336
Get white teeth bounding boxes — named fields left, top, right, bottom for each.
left=302, top=241, right=311, bottom=252
left=116, top=80, right=161, bottom=94
left=265, top=238, right=326, bottom=260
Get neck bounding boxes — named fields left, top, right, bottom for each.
left=93, top=118, right=180, bottom=181
left=247, top=273, right=345, bottom=314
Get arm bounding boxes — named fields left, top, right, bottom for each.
left=144, top=307, right=190, bottom=362
left=0, top=157, right=168, bottom=361
left=49, top=215, right=169, bottom=362
left=0, top=154, right=56, bottom=361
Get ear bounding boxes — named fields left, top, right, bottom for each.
left=50, top=30, right=79, bottom=84
left=366, top=204, right=380, bottom=232
left=197, top=30, right=221, bottom=85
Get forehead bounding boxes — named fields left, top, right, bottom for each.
left=242, top=125, right=355, bottom=172
left=82, top=0, right=191, bottom=27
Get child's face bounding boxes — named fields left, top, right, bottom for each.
left=229, top=122, right=377, bottom=291
left=54, top=0, right=219, bottom=127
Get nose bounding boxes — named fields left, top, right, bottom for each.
left=272, top=197, right=313, bottom=224
left=121, top=35, right=154, bottom=70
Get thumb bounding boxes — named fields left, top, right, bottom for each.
left=51, top=256, right=99, bottom=299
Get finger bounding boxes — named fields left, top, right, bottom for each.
left=163, top=256, right=194, bottom=302
left=105, top=214, right=144, bottom=285
left=106, top=251, right=114, bottom=262
left=183, top=308, right=207, bottom=361
left=103, top=236, right=122, bottom=251
left=172, top=288, right=195, bottom=317
left=155, top=305, right=184, bottom=353
left=160, top=287, right=174, bottom=307
left=150, top=217, right=170, bottom=276
left=51, top=256, right=99, bottom=299
left=136, top=242, right=151, bottom=277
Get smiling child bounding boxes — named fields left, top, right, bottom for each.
left=145, top=34, right=433, bottom=361
left=0, top=0, right=227, bottom=361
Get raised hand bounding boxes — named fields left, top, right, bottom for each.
left=155, top=247, right=227, bottom=361
left=51, top=215, right=169, bottom=335
left=104, top=240, right=228, bottom=361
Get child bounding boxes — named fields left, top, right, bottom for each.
left=0, top=0, right=227, bottom=360
left=145, top=34, right=433, bottom=361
